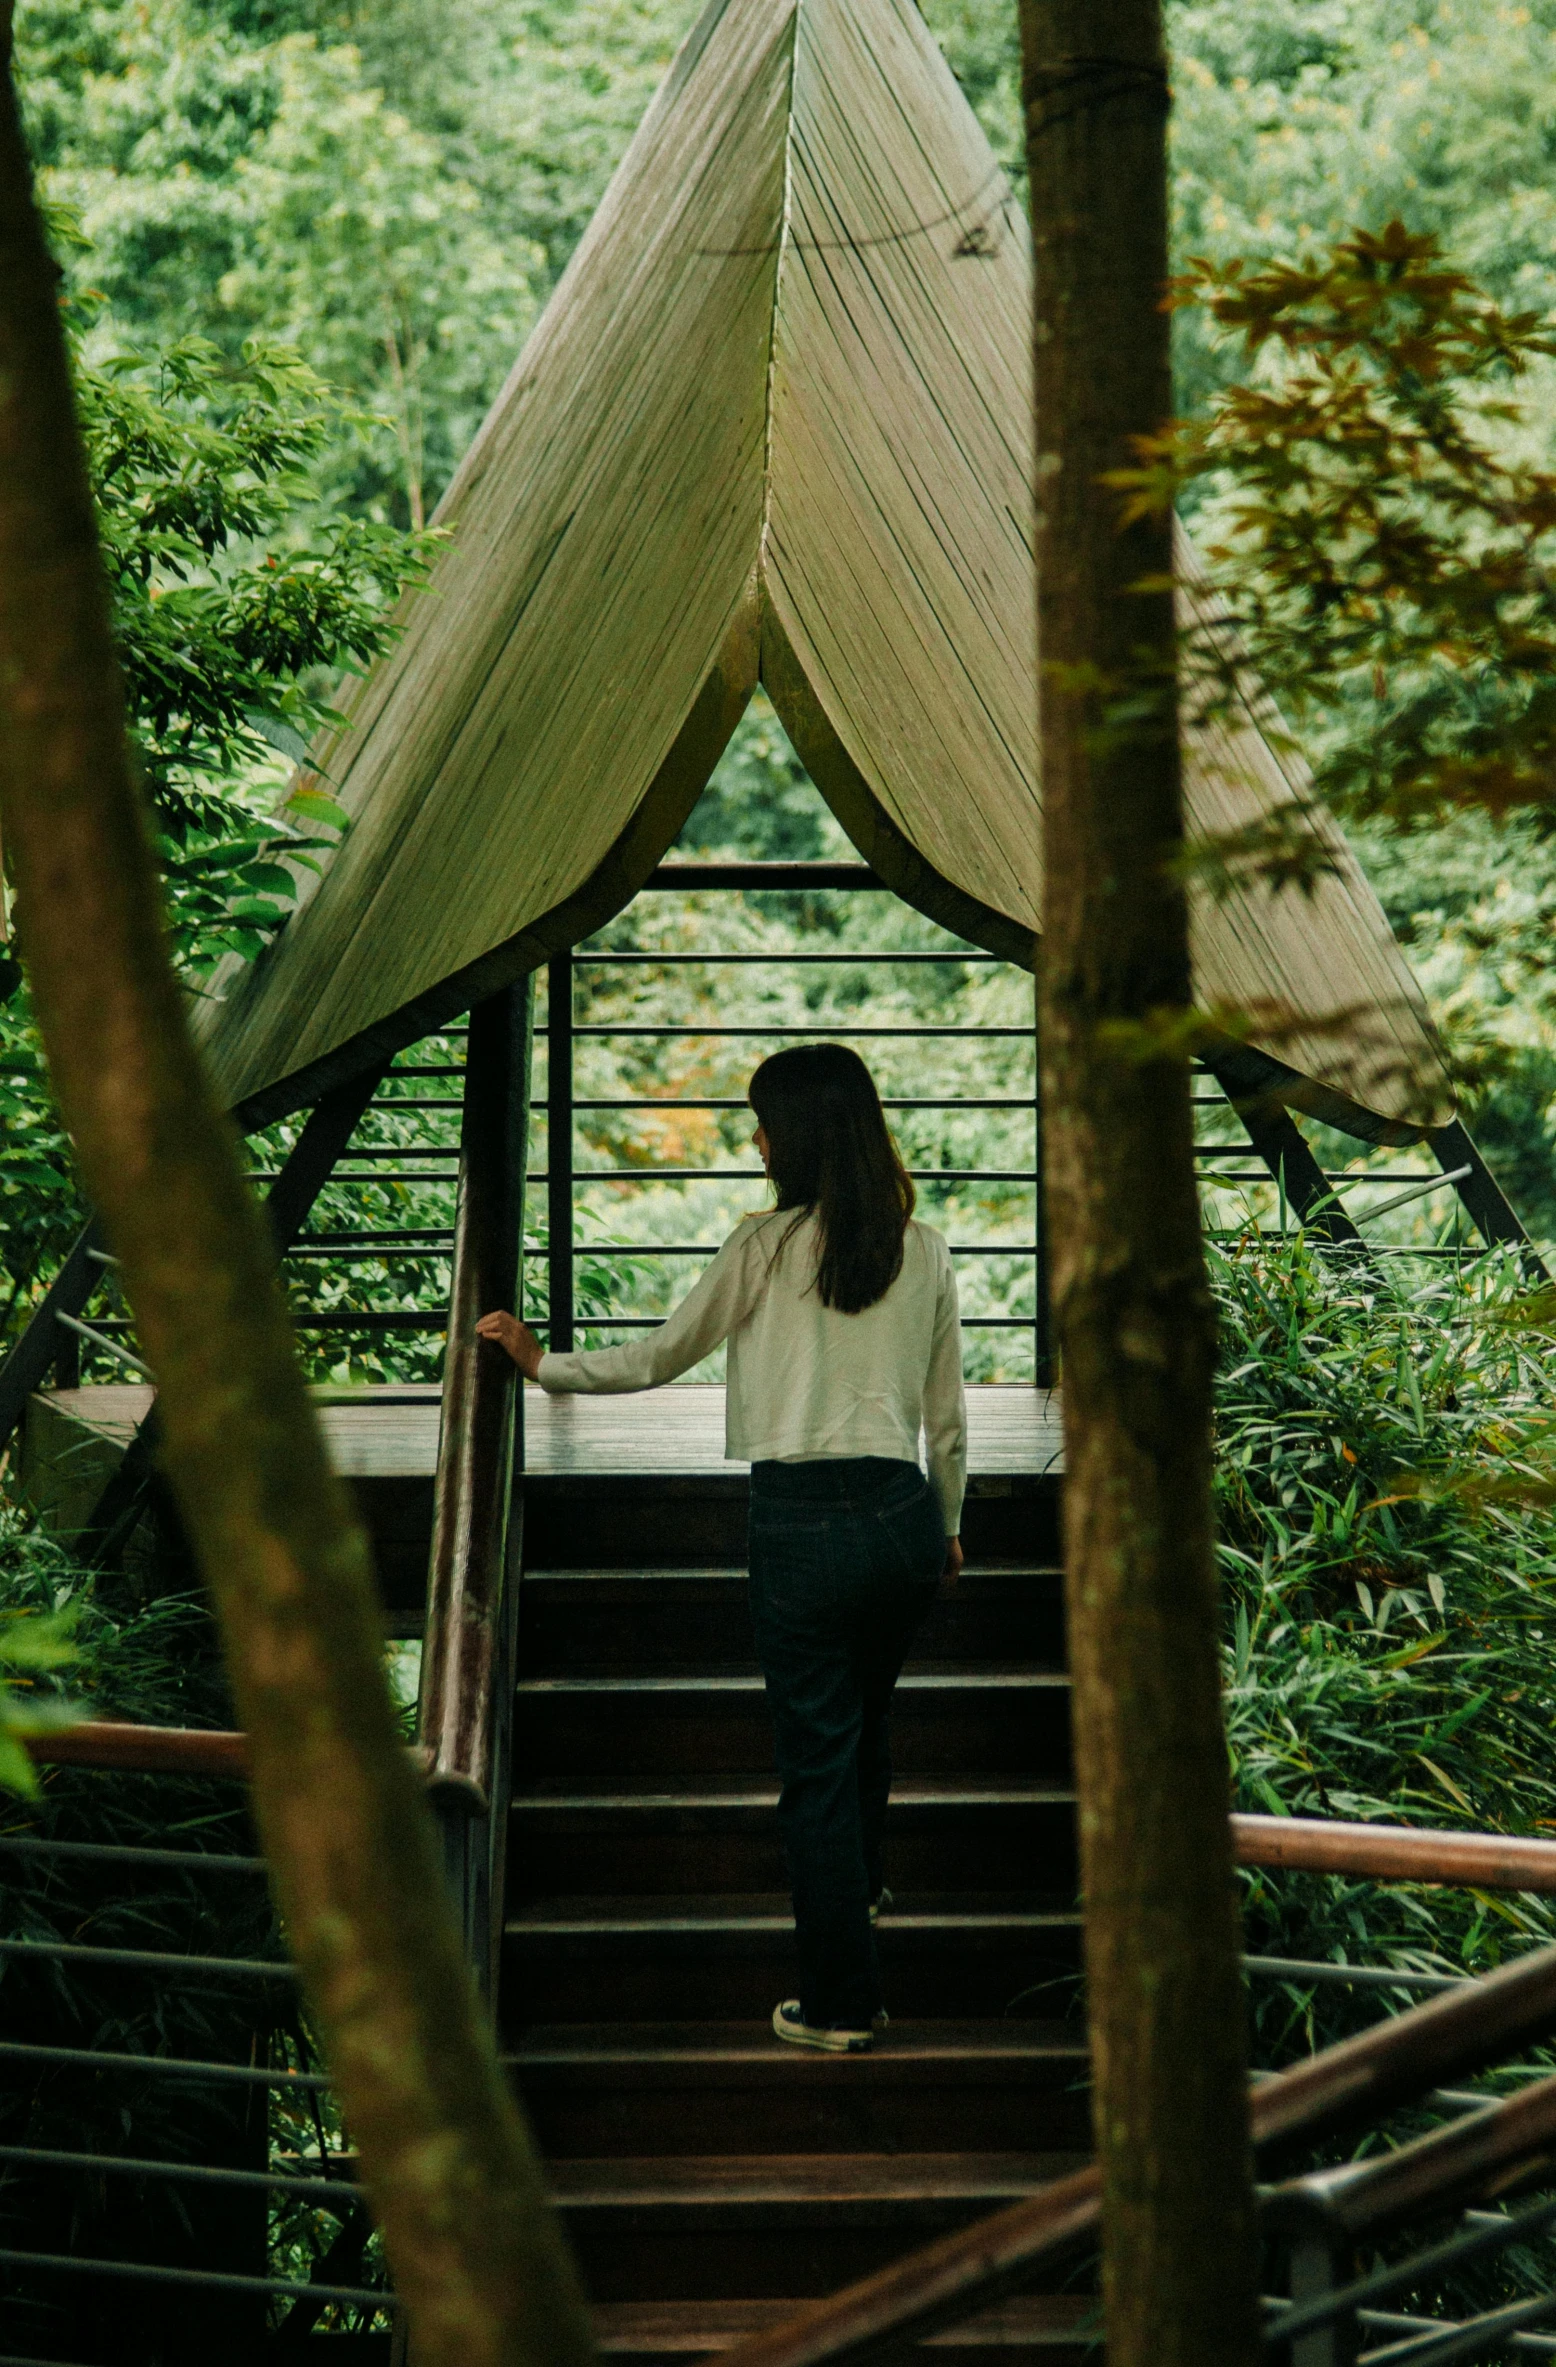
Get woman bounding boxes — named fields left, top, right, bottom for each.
left=477, top=1042, right=965, bottom=2055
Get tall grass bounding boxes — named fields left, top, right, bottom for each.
left=1211, top=1228, right=1556, bottom=2057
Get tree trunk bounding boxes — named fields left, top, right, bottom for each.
left=0, top=29, right=594, bottom=2367
left=1017, top=7, right=1259, bottom=2362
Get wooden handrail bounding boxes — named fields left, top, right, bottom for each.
left=1267, top=2067, right=1556, bottom=2246
left=25, top=1721, right=248, bottom=1777
left=1233, top=1813, right=1556, bottom=1895
left=417, top=987, right=529, bottom=1811
left=722, top=1943, right=1556, bottom=2367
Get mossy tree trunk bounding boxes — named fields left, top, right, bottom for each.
left=1017, top=6, right=1260, bottom=2361
left=0, top=23, right=594, bottom=2366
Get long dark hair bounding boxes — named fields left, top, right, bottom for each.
left=748, top=1045, right=915, bottom=1314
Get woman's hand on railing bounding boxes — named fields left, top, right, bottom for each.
left=943, top=1534, right=963, bottom=1587
left=474, top=1309, right=546, bottom=1380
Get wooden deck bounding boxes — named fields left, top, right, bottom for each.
left=27, top=1382, right=1064, bottom=1487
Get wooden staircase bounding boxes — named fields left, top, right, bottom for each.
left=502, top=1431, right=1097, bottom=2362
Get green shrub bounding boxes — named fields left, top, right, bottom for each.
left=1212, top=1228, right=1556, bottom=2057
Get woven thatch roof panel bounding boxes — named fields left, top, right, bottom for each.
left=199, top=0, right=789, bottom=1111
left=198, top=0, right=1450, bottom=1136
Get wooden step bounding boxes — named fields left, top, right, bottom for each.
left=503, top=1896, right=1082, bottom=2025
left=508, top=1774, right=1078, bottom=1898
left=548, top=2152, right=1087, bottom=2300
left=509, top=2018, right=1091, bottom=2156
left=590, top=2294, right=1100, bottom=2362
left=523, top=1468, right=1062, bottom=1574
left=519, top=1566, right=1067, bottom=1673
left=512, top=1670, right=1072, bottom=1779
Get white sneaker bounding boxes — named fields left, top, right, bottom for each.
left=772, top=2000, right=873, bottom=2054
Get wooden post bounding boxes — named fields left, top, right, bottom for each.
left=1019, top=2, right=1260, bottom=2361
left=546, top=953, right=575, bottom=1354
left=419, top=982, right=531, bottom=1997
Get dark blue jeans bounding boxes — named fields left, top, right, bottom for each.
left=748, top=1456, right=945, bottom=2029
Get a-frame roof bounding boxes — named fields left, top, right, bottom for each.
left=198, top=0, right=1450, bottom=1139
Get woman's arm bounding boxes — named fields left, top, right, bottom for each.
left=924, top=1242, right=968, bottom=1540
left=477, top=1219, right=770, bottom=1394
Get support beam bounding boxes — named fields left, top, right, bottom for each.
left=547, top=953, right=575, bottom=1354
left=1211, top=1068, right=1366, bottom=1254
left=0, top=1222, right=101, bottom=1452
left=1429, top=1118, right=1549, bottom=1278
left=76, top=1061, right=389, bottom=1562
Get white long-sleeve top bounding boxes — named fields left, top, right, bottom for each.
left=536, top=1210, right=967, bottom=1532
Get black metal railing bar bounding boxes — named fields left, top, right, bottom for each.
left=574, top=950, right=999, bottom=964
left=559, top=1242, right=1040, bottom=1257
left=0, top=2039, right=330, bottom=2089
left=0, top=2143, right=363, bottom=2205
left=569, top=1315, right=1036, bottom=1330
left=73, top=1312, right=447, bottom=1333
left=0, top=2250, right=392, bottom=2311
left=557, top=1098, right=1038, bottom=1111
left=1266, top=2195, right=1556, bottom=2353
left=293, top=1229, right=454, bottom=1248
left=1246, top=1955, right=1470, bottom=1995
left=0, top=1935, right=297, bottom=1981
left=0, top=1835, right=264, bottom=1874
left=568, top=1023, right=1036, bottom=1038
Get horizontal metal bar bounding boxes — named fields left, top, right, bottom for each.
left=1244, top=1954, right=1467, bottom=1994
left=0, top=2247, right=392, bottom=2311
left=569, top=1025, right=1035, bottom=1039
left=0, top=2350, right=100, bottom=2366
left=642, top=861, right=884, bottom=889
left=0, top=2142, right=364, bottom=2207
left=248, top=1172, right=458, bottom=1186
left=1357, top=1164, right=1473, bottom=1224
left=297, top=1228, right=455, bottom=1247
left=287, top=1314, right=446, bottom=1331
left=299, top=1147, right=457, bottom=1161
left=572, top=951, right=1001, bottom=965
left=55, top=1311, right=152, bottom=1381
left=284, top=1245, right=452, bottom=1262
left=568, top=1315, right=1036, bottom=1330
left=369, top=1097, right=465, bottom=1110
left=548, top=1168, right=1037, bottom=1184
left=0, top=2039, right=329, bottom=2089
left=552, top=1098, right=1038, bottom=1112
left=381, top=1066, right=463, bottom=1079
left=1267, top=2193, right=1556, bottom=2351
left=0, top=1835, right=265, bottom=1874
left=561, top=1243, right=1040, bottom=1258
left=0, top=1936, right=296, bottom=1983
left=256, top=1172, right=459, bottom=1186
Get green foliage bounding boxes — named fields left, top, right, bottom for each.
left=0, top=1605, right=78, bottom=1797
left=1354, top=811, right=1556, bottom=1239
left=1166, top=0, right=1556, bottom=418
left=0, top=272, right=430, bottom=1321
left=76, top=322, right=433, bottom=972
left=1144, top=224, right=1556, bottom=829
left=214, top=36, right=545, bottom=526
left=1211, top=1228, right=1556, bottom=2049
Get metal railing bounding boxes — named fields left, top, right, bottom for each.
left=0, top=1779, right=393, bottom=2356
left=537, top=860, right=1050, bottom=1378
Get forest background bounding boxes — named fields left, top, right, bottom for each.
left=8, top=0, right=1556, bottom=2017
